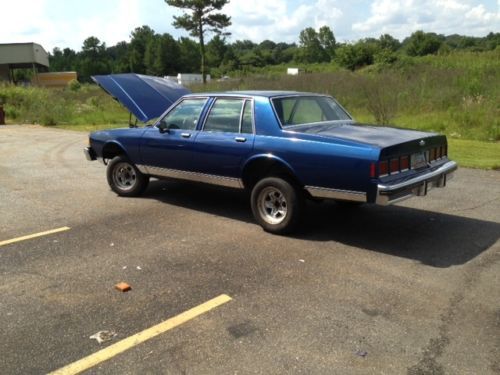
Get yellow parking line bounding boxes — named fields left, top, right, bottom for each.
left=49, top=294, right=232, bottom=375
left=0, top=227, right=71, bottom=247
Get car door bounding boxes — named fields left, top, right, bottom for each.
left=140, top=97, right=208, bottom=172
left=190, top=98, right=255, bottom=180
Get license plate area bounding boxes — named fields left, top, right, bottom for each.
left=411, top=152, right=427, bottom=169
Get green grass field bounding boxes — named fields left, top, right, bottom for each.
left=448, top=139, right=499, bottom=170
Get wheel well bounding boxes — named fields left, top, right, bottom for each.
left=102, top=143, right=126, bottom=161
left=242, top=158, right=302, bottom=190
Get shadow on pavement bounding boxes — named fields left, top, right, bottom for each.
left=144, top=180, right=499, bottom=268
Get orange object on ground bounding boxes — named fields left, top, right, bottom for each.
left=115, top=282, right=131, bottom=292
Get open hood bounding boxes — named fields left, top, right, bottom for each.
left=92, top=73, right=191, bottom=122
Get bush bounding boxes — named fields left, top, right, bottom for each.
left=362, top=73, right=401, bottom=124
left=68, top=79, right=81, bottom=91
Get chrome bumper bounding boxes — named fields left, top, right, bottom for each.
left=376, top=160, right=457, bottom=205
left=84, top=147, right=97, bottom=161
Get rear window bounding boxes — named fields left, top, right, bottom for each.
left=272, top=96, right=351, bottom=127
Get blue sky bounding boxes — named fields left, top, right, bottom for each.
left=1, top=0, right=498, bottom=52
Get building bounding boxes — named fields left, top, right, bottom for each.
left=0, top=43, right=50, bottom=83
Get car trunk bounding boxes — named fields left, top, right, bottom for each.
left=293, top=122, right=449, bottom=177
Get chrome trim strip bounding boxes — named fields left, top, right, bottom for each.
left=137, top=165, right=244, bottom=189
left=305, top=186, right=367, bottom=202
left=136, top=164, right=148, bottom=174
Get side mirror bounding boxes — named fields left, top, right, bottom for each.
left=158, top=124, right=170, bottom=134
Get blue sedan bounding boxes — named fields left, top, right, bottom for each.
left=85, top=91, right=457, bottom=234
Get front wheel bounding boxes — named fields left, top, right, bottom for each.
left=251, top=177, right=303, bottom=234
left=106, top=155, right=149, bottom=197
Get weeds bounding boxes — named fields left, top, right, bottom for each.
left=0, top=83, right=128, bottom=126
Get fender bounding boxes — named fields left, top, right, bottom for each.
left=100, top=140, right=130, bottom=164
left=241, top=153, right=304, bottom=188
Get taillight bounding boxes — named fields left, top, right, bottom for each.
left=400, top=155, right=409, bottom=170
left=390, top=158, right=399, bottom=174
left=430, top=148, right=437, bottom=161
left=370, top=162, right=376, bottom=178
left=379, top=160, right=388, bottom=176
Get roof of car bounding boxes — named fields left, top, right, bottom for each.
left=184, top=91, right=327, bottom=99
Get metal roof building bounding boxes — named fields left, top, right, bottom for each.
left=0, top=42, right=49, bottom=82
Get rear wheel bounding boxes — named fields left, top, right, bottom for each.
left=251, top=177, right=303, bottom=234
left=106, top=155, right=149, bottom=197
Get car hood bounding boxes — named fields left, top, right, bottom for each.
left=92, top=73, right=191, bottom=122
left=290, top=122, right=437, bottom=148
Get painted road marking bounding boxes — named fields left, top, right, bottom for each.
left=0, top=227, right=71, bottom=247
left=49, top=294, right=233, bottom=375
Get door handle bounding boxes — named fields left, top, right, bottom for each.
left=181, top=132, right=191, bottom=138
left=235, top=137, right=247, bottom=143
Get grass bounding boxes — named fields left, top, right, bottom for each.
left=448, top=139, right=500, bottom=170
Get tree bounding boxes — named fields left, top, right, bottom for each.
left=318, top=26, right=336, bottom=59
left=405, top=31, right=443, bottom=56
left=107, top=41, right=131, bottom=73
left=165, top=0, right=231, bottom=83
left=378, top=34, right=400, bottom=52
left=336, top=41, right=376, bottom=71
left=206, top=35, right=227, bottom=68
left=296, top=27, right=329, bottom=63
left=78, top=36, right=110, bottom=81
left=144, top=35, right=161, bottom=75
left=272, top=43, right=296, bottom=64
left=178, top=37, right=201, bottom=73
left=144, top=33, right=182, bottom=76
left=129, top=26, right=156, bottom=73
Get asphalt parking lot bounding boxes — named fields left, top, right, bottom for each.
left=1, top=124, right=499, bottom=374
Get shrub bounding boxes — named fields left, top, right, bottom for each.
left=68, top=79, right=81, bottom=91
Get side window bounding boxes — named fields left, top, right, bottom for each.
left=274, top=98, right=297, bottom=125
left=291, top=98, right=324, bottom=124
left=158, top=98, right=207, bottom=131
left=204, top=99, right=244, bottom=133
left=241, top=100, right=254, bottom=134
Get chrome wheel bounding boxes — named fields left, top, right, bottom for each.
left=112, top=162, right=137, bottom=191
left=257, top=186, right=288, bottom=225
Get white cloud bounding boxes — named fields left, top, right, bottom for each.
left=0, top=0, right=178, bottom=51
left=2, top=0, right=50, bottom=44
left=0, top=0, right=497, bottom=51
left=226, top=0, right=343, bottom=43
left=352, top=0, right=500, bottom=40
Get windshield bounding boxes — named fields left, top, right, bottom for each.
left=272, top=96, right=352, bottom=127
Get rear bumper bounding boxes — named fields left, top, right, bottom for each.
left=376, top=160, right=458, bottom=205
left=84, top=147, right=97, bottom=161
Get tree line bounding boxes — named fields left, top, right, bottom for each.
left=49, top=27, right=500, bottom=82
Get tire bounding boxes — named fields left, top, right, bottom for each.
left=251, top=177, right=303, bottom=234
left=106, top=155, right=149, bottom=197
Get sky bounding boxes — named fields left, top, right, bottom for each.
left=1, top=0, right=498, bottom=52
